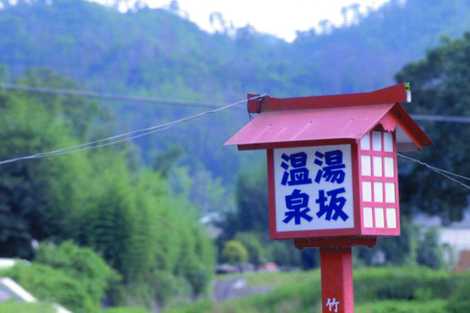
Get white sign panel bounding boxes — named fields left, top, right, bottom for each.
left=273, top=144, right=354, bottom=233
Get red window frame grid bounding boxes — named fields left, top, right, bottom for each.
left=358, top=128, right=400, bottom=236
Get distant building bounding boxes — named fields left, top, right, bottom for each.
left=455, top=250, right=470, bottom=272
left=415, top=210, right=470, bottom=269
left=258, top=262, right=279, bottom=273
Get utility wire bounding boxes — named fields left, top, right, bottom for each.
left=398, top=153, right=470, bottom=182
left=0, top=82, right=218, bottom=108
left=411, top=114, right=470, bottom=124
left=0, top=94, right=265, bottom=166
left=398, top=153, right=470, bottom=190
left=3, top=82, right=470, bottom=123
left=2, top=82, right=470, bottom=189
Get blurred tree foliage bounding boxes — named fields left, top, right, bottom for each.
left=396, top=33, right=470, bottom=223
left=447, top=279, right=470, bottom=313
left=0, top=71, right=215, bottom=308
left=0, top=77, right=95, bottom=257
left=357, top=218, right=419, bottom=266
left=3, top=262, right=97, bottom=313
left=1, top=242, right=118, bottom=313
left=416, top=228, right=444, bottom=269
left=234, top=232, right=266, bottom=266
left=35, top=241, right=121, bottom=306
left=219, top=168, right=318, bottom=269
left=222, top=240, right=248, bottom=265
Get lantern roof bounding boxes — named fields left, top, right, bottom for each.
left=225, top=84, right=431, bottom=151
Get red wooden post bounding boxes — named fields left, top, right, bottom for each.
left=320, top=247, right=354, bottom=313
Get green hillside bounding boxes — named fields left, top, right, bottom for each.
left=2, top=0, right=470, bottom=189
left=1, top=0, right=470, bottom=214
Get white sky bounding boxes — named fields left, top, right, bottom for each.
left=93, top=0, right=389, bottom=41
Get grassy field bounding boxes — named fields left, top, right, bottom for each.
left=166, top=267, right=470, bottom=313
left=0, top=301, right=55, bottom=313
left=215, top=270, right=315, bottom=288
left=0, top=301, right=149, bottom=313
left=2, top=267, right=468, bottom=313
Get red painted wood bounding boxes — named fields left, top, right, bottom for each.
left=227, top=103, right=396, bottom=149
left=357, top=129, right=401, bottom=236
left=351, top=141, right=361, bottom=239
left=390, top=104, right=432, bottom=148
left=267, top=148, right=277, bottom=239
left=226, top=84, right=431, bottom=151
left=392, top=131, right=401, bottom=233
left=238, top=138, right=356, bottom=151
left=294, top=236, right=376, bottom=249
left=247, top=84, right=407, bottom=113
left=320, top=247, right=354, bottom=313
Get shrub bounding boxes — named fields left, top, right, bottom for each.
left=357, top=300, right=446, bottom=313
left=416, top=228, right=444, bottom=269
left=35, top=241, right=120, bottom=305
left=1, top=263, right=95, bottom=313
left=354, top=267, right=459, bottom=301
left=235, top=232, right=267, bottom=266
left=222, top=240, right=248, bottom=264
left=102, top=307, right=150, bottom=313
left=447, top=279, right=470, bottom=313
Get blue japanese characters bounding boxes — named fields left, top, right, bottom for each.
left=274, top=145, right=354, bottom=233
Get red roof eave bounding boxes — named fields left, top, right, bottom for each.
left=225, top=103, right=396, bottom=149
left=390, top=103, right=432, bottom=149
left=225, top=84, right=431, bottom=150
left=247, top=84, right=408, bottom=113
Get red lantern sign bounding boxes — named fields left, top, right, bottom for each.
left=226, top=84, right=431, bottom=313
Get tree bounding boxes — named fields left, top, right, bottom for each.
left=0, top=89, right=92, bottom=258
left=221, top=169, right=268, bottom=240
left=396, top=33, right=470, bottom=223
left=416, top=228, right=444, bottom=269
left=235, top=232, right=266, bottom=266
left=357, top=218, right=418, bottom=266
left=222, top=240, right=248, bottom=264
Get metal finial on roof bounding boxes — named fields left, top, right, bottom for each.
left=405, top=82, right=412, bottom=103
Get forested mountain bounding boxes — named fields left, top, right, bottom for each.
left=1, top=0, right=470, bottom=215
left=3, top=0, right=470, bottom=95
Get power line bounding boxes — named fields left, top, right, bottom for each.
left=398, top=153, right=470, bottom=182
left=0, top=82, right=218, bottom=109
left=398, top=153, right=470, bottom=190
left=0, top=94, right=265, bottom=166
left=411, top=114, right=470, bottom=124
left=1, top=84, right=469, bottom=192
left=3, top=82, right=470, bottom=123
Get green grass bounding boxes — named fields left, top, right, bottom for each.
left=102, top=307, right=150, bottom=313
left=215, top=270, right=315, bottom=288
left=0, top=301, right=55, bottom=313
left=166, top=267, right=470, bottom=313
left=243, top=270, right=317, bottom=287
left=357, top=300, right=447, bottom=313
